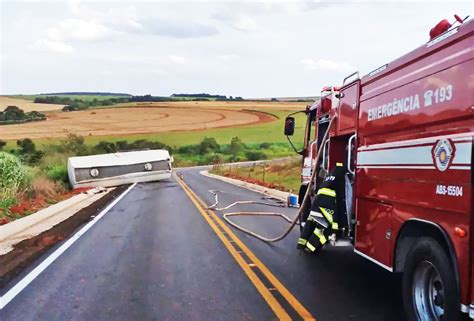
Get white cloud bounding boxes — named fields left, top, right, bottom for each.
left=29, top=39, right=75, bottom=54
left=31, top=16, right=113, bottom=54
left=4, top=1, right=472, bottom=96
left=142, top=18, right=218, bottom=38
left=100, top=6, right=143, bottom=33
left=300, top=58, right=354, bottom=73
left=213, top=12, right=258, bottom=32
left=232, top=16, right=257, bottom=31
left=168, top=55, right=188, bottom=65
left=47, top=18, right=112, bottom=42
left=218, top=54, right=240, bottom=61
left=67, top=0, right=81, bottom=15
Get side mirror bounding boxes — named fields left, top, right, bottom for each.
left=284, top=116, right=295, bottom=136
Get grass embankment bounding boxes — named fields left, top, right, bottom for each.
left=211, top=158, right=302, bottom=192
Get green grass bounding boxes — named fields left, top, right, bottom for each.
left=212, top=158, right=302, bottom=192
left=8, top=94, right=130, bottom=102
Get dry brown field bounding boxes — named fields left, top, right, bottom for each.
left=0, top=100, right=307, bottom=140
left=0, top=96, right=65, bottom=112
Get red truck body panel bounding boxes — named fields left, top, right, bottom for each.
left=353, top=20, right=473, bottom=305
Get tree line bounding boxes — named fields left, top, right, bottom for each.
left=33, top=94, right=246, bottom=112
left=34, top=96, right=130, bottom=111
left=0, top=106, right=46, bottom=125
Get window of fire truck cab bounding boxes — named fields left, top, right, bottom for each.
left=304, top=110, right=316, bottom=149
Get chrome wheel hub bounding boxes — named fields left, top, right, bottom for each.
left=413, top=261, right=445, bottom=321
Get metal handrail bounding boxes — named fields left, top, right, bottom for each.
left=347, top=134, right=356, bottom=175
left=343, top=71, right=360, bottom=85
left=322, top=138, right=330, bottom=172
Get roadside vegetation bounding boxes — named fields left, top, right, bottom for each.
left=211, top=158, right=301, bottom=192
left=0, top=133, right=303, bottom=223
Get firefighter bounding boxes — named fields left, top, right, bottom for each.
left=297, top=162, right=346, bottom=253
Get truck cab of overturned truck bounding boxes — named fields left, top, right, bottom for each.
left=285, top=15, right=474, bottom=321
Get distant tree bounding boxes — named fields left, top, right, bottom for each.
left=26, top=111, right=46, bottom=120
left=229, top=136, right=244, bottom=156
left=271, top=98, right=279, bottom=102
left=199, top=137, right=220, bottom=155
left=94, top=141, right=117, bottom=154
left=17, top=138, right=36, bottom=154
left=128, top=139, right=172, bottom=152
left=115, top=141, right=129, bottom=151
left=4, top=106, right=25, bottom=120
left=245, top=151, right=267, bottom=161
left=16, top=138, right=43, bottom=164
left=58, top=134, right=89, bottom=156
left=172, top=93, right=227, bottom=99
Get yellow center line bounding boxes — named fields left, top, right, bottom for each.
left=176, top=178, right=291, bottom=320
left=177, top=177, right=316, bottom=321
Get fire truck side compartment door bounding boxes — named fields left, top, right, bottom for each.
left=338, top=81, right=360, bottom=134
left=355, top=199, right=393, bottom=268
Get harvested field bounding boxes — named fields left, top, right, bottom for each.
left=0, top=96, right=65, bottom=112
left=0, top=105, right=279, bottom=140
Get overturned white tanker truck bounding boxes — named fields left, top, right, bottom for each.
left=68, top=149, right=172, bottom=189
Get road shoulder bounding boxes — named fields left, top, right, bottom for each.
left=200, top=170, right=289, bottom=202
left=0, top=186, right=126, bottom=290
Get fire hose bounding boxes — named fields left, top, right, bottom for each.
left=208, top=116, right=337, bottom=243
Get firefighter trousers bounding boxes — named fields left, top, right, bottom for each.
left=297, top=208, right=335, bottom=253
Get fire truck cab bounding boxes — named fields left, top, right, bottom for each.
left=285, top=16, right=473, bottom=321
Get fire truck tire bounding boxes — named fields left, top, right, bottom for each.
left=402, top=237, right=460, bottom=321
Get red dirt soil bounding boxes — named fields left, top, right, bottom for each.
left=1, top=188, right=91, bottom=226
left=223, top=172, right=286, bottom=191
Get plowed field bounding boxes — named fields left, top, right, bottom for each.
left=0, top=100, right=307, bottom=140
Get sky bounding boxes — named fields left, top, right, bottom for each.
left=1, top=0, right=472, bottom=98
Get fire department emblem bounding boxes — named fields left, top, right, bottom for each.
left=432, top=139, right=456, bottom=172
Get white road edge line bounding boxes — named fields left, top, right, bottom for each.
left=0, top=183, right=137, bottom=310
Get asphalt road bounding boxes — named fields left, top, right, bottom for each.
left=0, top=167, right=405, bottom=321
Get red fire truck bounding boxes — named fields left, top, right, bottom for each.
left=285, top=16, right=473, bottom=320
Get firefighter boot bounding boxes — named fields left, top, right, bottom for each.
left=304, top=228, right=328, bottom=253
left=297, top=216, right=317, bottom=250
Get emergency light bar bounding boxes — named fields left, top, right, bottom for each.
left=430, top=14, right=468, bottom=39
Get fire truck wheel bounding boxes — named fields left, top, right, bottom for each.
left=402, top=237, right=460, bottom=321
